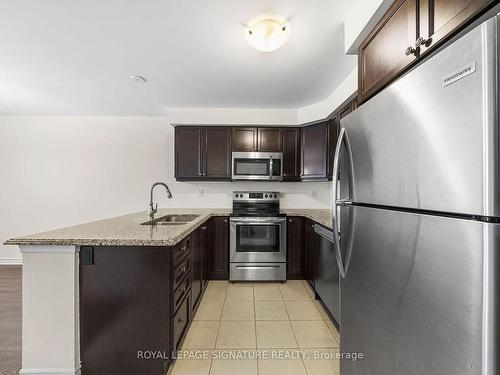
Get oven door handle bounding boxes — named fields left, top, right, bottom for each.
left=230, top=217, right=286, bottom=224
left=231, top=221, right=283, bottom=226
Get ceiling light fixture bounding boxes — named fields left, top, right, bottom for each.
left=245, top=15, right=290, bottom=53
left=128, top=75, right=147, bottom=83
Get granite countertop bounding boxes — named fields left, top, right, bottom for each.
left=5, top=208, right=332, bottom=247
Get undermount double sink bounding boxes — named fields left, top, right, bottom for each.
left=141, top=214, right=199, bottom=226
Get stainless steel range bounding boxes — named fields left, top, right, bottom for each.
left=229, top=191, right=286, bottom=281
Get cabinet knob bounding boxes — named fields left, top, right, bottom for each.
left=201, top=226, right=207, bottom=230
left=224, top=219, right=228, bottom=223
left=181, top=267, right=187, bottom=273
left=415, top=37, right=429, bottom=48
left=289, top=219, right=292, bottom=223
left=177, top=317, right=183, bottom=323
left=405, top=46, right=416, bottom=56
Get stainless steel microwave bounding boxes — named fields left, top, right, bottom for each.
left=231, top=152, right=283, bottom=181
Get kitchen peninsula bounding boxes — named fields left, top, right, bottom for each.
left=5, top=208, right=331, bottom=375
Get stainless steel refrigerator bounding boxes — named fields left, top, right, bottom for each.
left=333, top=14, right=499, bottom=375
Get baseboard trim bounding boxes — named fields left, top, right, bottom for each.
left=0, top=257, right=22, bottom=265
left=20, top=367, right=81, bottom=375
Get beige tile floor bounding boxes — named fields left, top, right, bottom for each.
left=169, top=280, right=340, bottom=375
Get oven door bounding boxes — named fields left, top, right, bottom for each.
left=231, top=152, right=283, bottom=181
left=230, top=217, right=287, bottom=263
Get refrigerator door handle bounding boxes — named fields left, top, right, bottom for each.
left=332, top=127, right=355, bottom=278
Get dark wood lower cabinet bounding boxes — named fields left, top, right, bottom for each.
left=80, top=246, right=172, bottom=375
left=286, top=217, right=305, bottom=279
left=303, top=219, right=316, bottom=287
left=80, top=226, right=211, bottom=375
left=191, top=227, right=203, bottom=312
left=208, top=216, right=229, bottom=280
left=200, top=221, right=210, bottom=288
left=79, top=215, right=326, bottom=375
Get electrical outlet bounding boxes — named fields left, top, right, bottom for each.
left=312, top=190, right=318, bottom=198
left=199, top=188, right=204, bottom=196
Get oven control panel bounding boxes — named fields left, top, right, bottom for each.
left=233, top=191, right=279, bottom=202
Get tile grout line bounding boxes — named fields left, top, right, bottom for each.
left=253, top=283, right=259, bottom=375
left=208, top=281, right=228, bottom=375
left=281, top=283, right=310, bottom=375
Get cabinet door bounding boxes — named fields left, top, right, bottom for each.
left=287, top=217, right=305, bottom=279
left=175, top=127, right=203, bottom=180
left=304, top=220, right=316, bottom=287
left=203, top=127, right=231, bottom=180
left=282, top=128, right=301, bottom=181
left=359, top=0, right=418, bottom=103
left=208, top=217, right=229, bottom=280
left=232, top=128, right=257, bottom=152
left=419, top=0, right=493, bottom=55
left=191, top=229, right=202, bottom=312
left=200, top=221, right=210, bottom=289
left=301, top=123, right=328, bottom=181
left=80, top=247, right=171, bottom=375
left=258, top=128, right=283, bottom=152
left=326, top=117, right=338, bottom=180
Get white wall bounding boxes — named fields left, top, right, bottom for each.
left=168, top=107, right=298, bottom=126
left=0, top=116, right=331, bottom=263
left=344, top=0, right=394, bottom=54
left=297, top=68, right=358, bottom=124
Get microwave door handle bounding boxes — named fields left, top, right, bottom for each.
left=269, top=156, right=273, bottom=180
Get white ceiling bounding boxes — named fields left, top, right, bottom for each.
left=0, top=0, right=356, bottom=115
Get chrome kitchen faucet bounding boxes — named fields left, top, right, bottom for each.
left=149, top=182, right=173, bottom=219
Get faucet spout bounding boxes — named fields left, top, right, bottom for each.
left=149, top=182, right=173, bottom=219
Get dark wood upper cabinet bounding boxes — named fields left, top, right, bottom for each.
left=326, top=117, right=338, bottom=180
left=359, top=0, right=494, bottom=103
left=301, top=122, right=329, bottom=181
left=359, top=0, right=418, bottom=103
left=208, top=217, right=229, bottom=280
left=287, top=217, right=305, bottom=279
left=175, top=127, right=231, bottom=181
left=258, top=128, right=283, bottom=152
left=175, top=127, right=204, bottom=180
left=232, top=127, right=282, bottom=152
left=232, top=128, right=257, bottom=152
left=282, top=128, right=301, bottom=181
left=419, top=0, right=494, bottom=54
left=203, top=127, right=231, bottom=179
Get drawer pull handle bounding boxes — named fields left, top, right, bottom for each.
left=236, top=266, right=280, bottom=270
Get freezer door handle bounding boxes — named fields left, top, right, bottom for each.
left=332, top=127, right=355, bottom=278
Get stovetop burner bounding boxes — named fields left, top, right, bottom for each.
left=232, top=191, right=281, bottom=217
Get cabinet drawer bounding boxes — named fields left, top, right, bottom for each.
left=171, top=294, right=190, bottom=353
left=173, top=237, right=191, bottom=266
left=172, top=273, right=191, bottom=315
left=173, top=254, right=191, bottom=290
